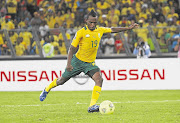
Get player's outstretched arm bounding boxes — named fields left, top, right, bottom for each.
left=111, top=23, right=139, bottom=33
left=66, top=45, right=78, bottom=71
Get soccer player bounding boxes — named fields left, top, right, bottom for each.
left=40, top=9, right=138, bottom=113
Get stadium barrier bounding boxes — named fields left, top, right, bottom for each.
left=0, top=58, right=179, bottom=91
left=0, top=26, right=179, bottom=58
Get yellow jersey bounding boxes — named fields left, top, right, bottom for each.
left=96, top=1, right=110, bottom=10
left=59, top=33, right=71, bottom=41
left=18, top=21, right=26, bottom=28
left=19, top=31, right=33, bottom=48
left=71, top=26, right=111, bottom=62
left=157, top=22, right=167, bottom=38
left=10, top=32, right=18, bottom=45
left=0, top=35, right=4, bottom=45
left=15, top=44, right=25, bottom=56
left=65, top=13, right=75, bottom=28
left=7, top=0, right=17, bottom=14
left=134, top=26, right=148, bottom=42
left=27, top=0, right=36, bottom=5
left=45, top=16, right=56, bottom=29
left=1, top=21, right=15, bottom=30
left=59, top=42, right=67, bottom=55
left=55, top=15, right=65, bottom=26
left=51, top=41, right=59, bottom=55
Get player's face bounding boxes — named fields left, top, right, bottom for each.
left=86, top=15, right=98, bottom=31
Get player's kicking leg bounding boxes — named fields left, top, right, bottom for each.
left=39, top=77, right=69, bottom=101
left=88, top=71, right=103, bottom=113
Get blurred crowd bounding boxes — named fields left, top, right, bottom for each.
left=0, top=0, right=180, bottom=56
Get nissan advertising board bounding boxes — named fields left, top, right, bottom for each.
left=0, top=58, right=179, bottom=91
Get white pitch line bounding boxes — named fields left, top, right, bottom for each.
left=0, top=103, right=67, bottom=107
left=76, top=99, right=180, bottom=105
left=1, top=100, right=180, bottom=107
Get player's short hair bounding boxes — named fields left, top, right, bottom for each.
left=87, top=9, right=97, bottom=19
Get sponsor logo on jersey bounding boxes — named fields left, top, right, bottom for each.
left=86, top=34, right=90, bottom=38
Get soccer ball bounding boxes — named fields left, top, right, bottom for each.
left=99, top=100, right=115, bottom=114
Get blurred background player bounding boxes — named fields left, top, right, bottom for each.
left=40, top=9, right=138, bottom=113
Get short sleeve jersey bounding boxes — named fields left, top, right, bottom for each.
left=71, top=26, right=112, bottom=62
left=1, top=21, right=15, bottom=30
left=19, top=32, right=33, bottom=47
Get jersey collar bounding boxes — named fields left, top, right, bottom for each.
left=85, top=25, right=97, bottom=31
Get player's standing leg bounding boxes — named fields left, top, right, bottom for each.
left=88, top=71, right=103, bottom=113
left=39, top=77, right=69, bottom=101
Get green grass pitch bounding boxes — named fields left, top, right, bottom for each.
left=0, top=90, right=180, bottom=123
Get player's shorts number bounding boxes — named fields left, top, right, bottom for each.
left=91, top=40, right=98, bottom=48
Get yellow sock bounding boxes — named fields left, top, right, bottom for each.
left=45, top=78, right=57, bottom=92
left=89, top=86, right=101, bottom=107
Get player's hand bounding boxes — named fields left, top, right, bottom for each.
left=129, top=23, right=139, bottom=30
left=66, top=65, right=73, bottom=72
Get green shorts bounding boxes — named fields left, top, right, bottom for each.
left=62, top=55, right=100, bottom=79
